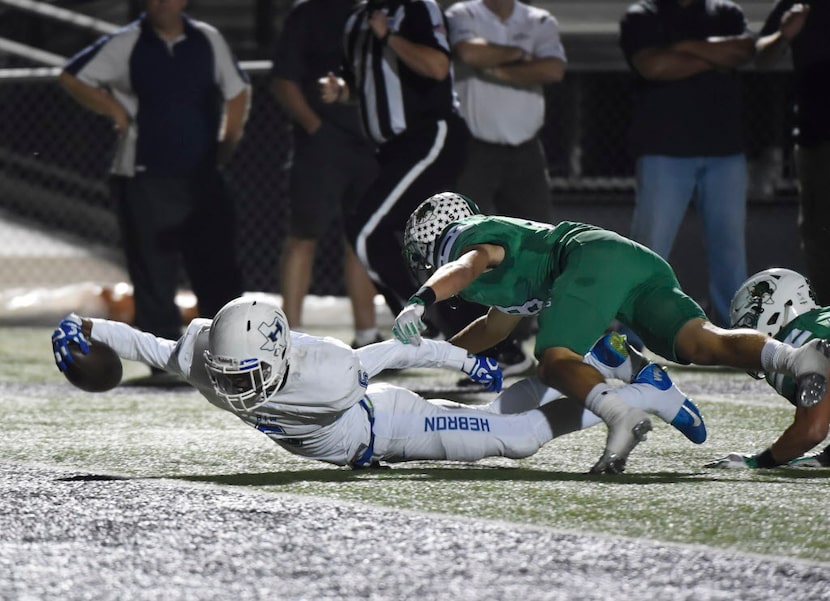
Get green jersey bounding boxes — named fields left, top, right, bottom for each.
left=433, top=214, right=705, bottom=359
left=435, top=216, right=596, bottom=315
left=770, top=307, right=830, bottom=404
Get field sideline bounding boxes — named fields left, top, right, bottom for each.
left=2, top=325, right=829, bottom=599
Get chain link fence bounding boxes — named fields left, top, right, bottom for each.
left=0, top=44, right=801, bottom=298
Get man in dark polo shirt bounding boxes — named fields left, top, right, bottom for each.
left=619, top=0, right=754, bottom=328
left=59, top=0, right=250, bottom=359
left=756, top=1, right=830, bottom=306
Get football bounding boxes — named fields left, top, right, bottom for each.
left=63, top=340, right=123, bottom=392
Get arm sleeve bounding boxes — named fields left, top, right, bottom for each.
left=533, top=13, right=567, bottom=61
left=397, top=0, right=451, bottom=55
left=64, top=31, right=136, bottom=91
left=202, top=26, right=250, bottom=99
left=716, top=2, right=751, bottom=37
left=759, top=0, right=793, bottom=36
left=270, top=5, right=308, bottom=81
left=619, top=6, right=664, bottom=60
left=88, top=318, right=177, bottom=369
left=355, top=339, right=468, bottom=378
left=446, top=4, right=476, bottom=46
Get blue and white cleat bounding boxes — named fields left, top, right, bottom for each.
left=587, top=332, right=642, bottom=383
left=633, top=363, right=707, bottom=445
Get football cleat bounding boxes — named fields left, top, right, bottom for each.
left=590, top=406, right=652, bottom=474
left=786, top=451, right=830, bottom=468
left=586, top=332, right=648, bottom=383
left=633, top=363, right=707, bottom=444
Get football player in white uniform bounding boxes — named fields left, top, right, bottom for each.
left=52, top=297, right=705, bottom=469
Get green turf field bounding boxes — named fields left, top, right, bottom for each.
left=3, top=325, right=828, bottom=564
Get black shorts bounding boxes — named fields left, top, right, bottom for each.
left=288, top=122, right=377, bottom=238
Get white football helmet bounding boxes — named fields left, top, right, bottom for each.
left=204, top=297, right=291, bottom=412
left=403, top=191, right=479, bottom=281
left=729, top=268, right=819, bottom=337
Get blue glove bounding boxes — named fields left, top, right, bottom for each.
left=52, top=313, right=89, bottom=372
left=461, top=354, right=503, bottom=392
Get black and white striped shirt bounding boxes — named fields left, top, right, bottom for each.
left=343, top=0, right=459, bottom=145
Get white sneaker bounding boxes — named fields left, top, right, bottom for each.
left=786, top=451, right=830, bottom=468
left=787, top=339, right=830, bottom=407
left=590, top=404, right=652, bottom=474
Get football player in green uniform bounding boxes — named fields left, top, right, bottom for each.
left=706, top=268, right=830, bottom=468
left=392, top=192, right=830, bottom=473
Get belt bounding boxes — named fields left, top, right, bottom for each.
left=350, top=397, right=376, bottom=468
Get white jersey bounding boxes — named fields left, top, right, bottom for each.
left=89, top=318, right=559, bottom=466
left=446, top=0, right=566, bottom=145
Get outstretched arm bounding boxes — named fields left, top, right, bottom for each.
left=87, top=318, right=178, bottom=369
left=394, top=244, right=503, bottom=345
left=356, top=339, right=502, bottom=391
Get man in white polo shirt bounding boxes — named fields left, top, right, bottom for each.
left=446, top=0, right=566, bottom=223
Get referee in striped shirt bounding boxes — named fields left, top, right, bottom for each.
left=320, top=0, right=470, bottom=318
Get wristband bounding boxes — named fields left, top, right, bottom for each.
left=754, top=448, right=779, bottom=468
left=410, top=285, right=436, bottom=308
left=381, top=30, right=394, bottom=45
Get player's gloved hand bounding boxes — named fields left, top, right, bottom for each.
left=52, top=313, right=89, bottom=372
left=392, top=300, right=426, bottom=346
left=461, top=354, right=503, bottom=392
left=703, top=452, right=760, bottom=469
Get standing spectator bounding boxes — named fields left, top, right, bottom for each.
left=319, top=0, right=469, bottom=318
left=446, top=0, right=566, bottom=223
left=321, top=0, right=531, bottom=373
left=270, top=0, right=381, bottom=348
left=59, top=0, right=249, bottom=354
left=619, top=0, right=754, bottom=327
left=756, top=1, right=830, bottom=305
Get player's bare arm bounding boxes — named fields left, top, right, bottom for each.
left=450, top=308, right=522, bottom=355
left=58, top=71, right=130, bottom=134
left=423, top=244, right=504, bottom=303
left=671, top=35, right=755, bottom=69
left=756, top=4, right=810, bottom=68
left=368, top=11, right=450, bottom=80
left=393, top=244, right=503, bottom=346
left=770, top=394, right=830, bottom=463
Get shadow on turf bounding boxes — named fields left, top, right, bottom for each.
left=170, top=467, right=715, bottom=487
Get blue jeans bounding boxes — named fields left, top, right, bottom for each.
left=630, top=154, right=747, bottom=326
